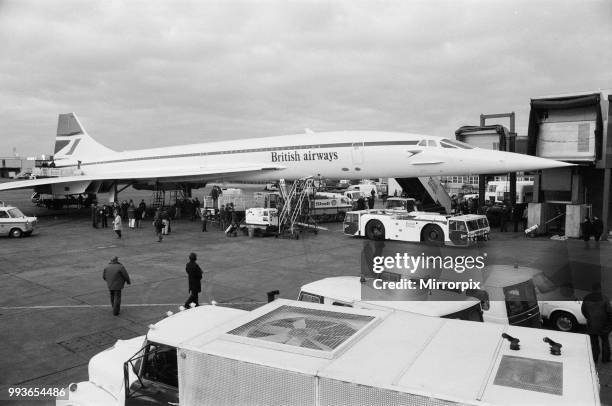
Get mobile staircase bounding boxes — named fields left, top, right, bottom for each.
left=277, top=178, right=319, bottom=239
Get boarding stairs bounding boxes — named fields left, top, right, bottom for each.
left=150, top=188, right=186, bottom=209
left=395, top=177, right=452, bottom=214
left=277, top=178, right=318, bottom=238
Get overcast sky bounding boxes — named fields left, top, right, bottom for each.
left=0, top=0, right=610, bottom=157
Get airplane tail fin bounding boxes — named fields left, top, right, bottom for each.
left=54, top=113, right=115, bottom=160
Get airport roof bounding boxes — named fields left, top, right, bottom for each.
left=179, top=299, right=597, bottom=405
left=147, top=304, right=246, bottom=348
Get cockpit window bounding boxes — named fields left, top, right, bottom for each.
left=417, top=139, right=438, bottom=147
left=440, top=139, right=475, bottom=149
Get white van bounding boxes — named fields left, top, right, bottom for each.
left=485, top=181, right=534, bottom=204
left=299, top=276, right=484, bottom=322
left=347, top=183, right=377, bottom=197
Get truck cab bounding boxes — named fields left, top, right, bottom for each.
left=58, top=305, right=246, bottom=406
left=0, top=203, right=37, bottom=238
left=384, top=197, right=418, bottom=212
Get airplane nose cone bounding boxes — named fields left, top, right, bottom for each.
left=489, top=150, right=573, bottom=173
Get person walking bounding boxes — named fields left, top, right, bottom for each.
left=127, top=201, right=136, bottom=229
left=184, top=253, right=203, bottom=308
left=581, top=283, right=612, bottom=363
left=192, top=198, right=201, bottom=221
left=200, top=207, right=208, bottom=232
left=103, top=256, right=131, bottom=316
left=91, top=203, right=98, bottom=228
left=153, top=208, right=163, bottom=242
left=161, top=208, right=170, bottom=235
left=219, top=204, right=226, bottom=230
left=582, top=216, right=592, bottom=247
left=138, top=199, right=147, bottom=220
left=100, top=205, right=108, bottom=228
left=593, top=216, right=604, bottom=243
left=113, top=211, right=122, bottom=239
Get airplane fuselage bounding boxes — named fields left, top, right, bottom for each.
left=56, top=131, right=556, bottom=184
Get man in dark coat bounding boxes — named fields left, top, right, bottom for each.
left=581, top=283, right=612, bottom=363
left=184, top=253, right=203, bottom=308
left=592, top=216, right=604, bottom=242
left=103, top=256, right=131, bottom=316
left=581, top=216, right=592, bottom=246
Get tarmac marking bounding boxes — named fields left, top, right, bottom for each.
left=0, top=301, right=266, bottom=310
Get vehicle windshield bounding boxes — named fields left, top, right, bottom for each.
left=8, top=208, right=25, bottom=218
left=344, top=212, right=359, bottom=223
left=440, top=139, right=475, bottom=149
left=298, top=291, right=323, bottom=303
left=503, top=280, right=539, bottom=317
left=449, top=220, right=467, bottom=232
left=141, top=342, right=178, bottom=388
left=466, top=220, right=481, bottom=231
left=386, top=200, right=415, bottom=211
left=441, top=302, right=483, bottom=322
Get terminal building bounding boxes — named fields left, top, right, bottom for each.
left=448, top=91, right=610, bottom=239
left=527, top=91, right=611, bottom=238
left=0, top=157, right=26, bottom=179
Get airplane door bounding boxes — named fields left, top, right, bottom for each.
left=351, top=142, right=364, bottom=166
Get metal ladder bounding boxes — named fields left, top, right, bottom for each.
left=277, top=177, right=317, bottom=238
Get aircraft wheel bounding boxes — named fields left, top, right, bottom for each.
left=9, top=228, right=23, bottom=238
left=422, top=224, right=444, bottom=246
left=550, top=311, right=577, bottom=332
left=365, top=220, right=385, bottom=241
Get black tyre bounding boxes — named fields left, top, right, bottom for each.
left=9, top=228, right=23, bottom=238
left=550, top=311, right=578, bottom=332
left=365, top=220, right=385, bottom=241
left=421, top=224, right=444, bottom=246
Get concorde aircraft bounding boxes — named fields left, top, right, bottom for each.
left=0, top=113, right=570, bottom=198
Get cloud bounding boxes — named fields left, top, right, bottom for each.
left=0, top=0, right=610, bottom=156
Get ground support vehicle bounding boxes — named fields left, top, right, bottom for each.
left=203, top=189, right=281, bottom=213
left=384, top=197, right=418, bottom=212
left=58, top=299, right=600, bottom=406
left=299, top=276, right=484, bottom=322
left=0, top=203, right=37, bottom=238
left=244, top=207, right=279, bottom=236
left=310, top=192, right=352, bottom=222
left=31, top=192, right=95, bottom=210
left=344, top=209, right=490, bottom=246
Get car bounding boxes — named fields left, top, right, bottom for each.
left=0, top=203, right=37, bottom=238
left=487, top=265, right=587, bottom=332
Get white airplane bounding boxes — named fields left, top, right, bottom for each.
left=0, top=113, right=570, bottom=198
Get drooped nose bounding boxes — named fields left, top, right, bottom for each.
left=469, top=149, right=573, bottom=174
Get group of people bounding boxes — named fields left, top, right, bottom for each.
left=92, top=199, right=147, bottom=230
left=102, top=252, right=206, bottom=316
left=582, top=215, right=604, bottom=245
left=355, top=190, right=377, bottom=210
left=218, top=203, right=240, bottom=235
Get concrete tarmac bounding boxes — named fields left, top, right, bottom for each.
left=1, top=211, right=612, bottom=405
